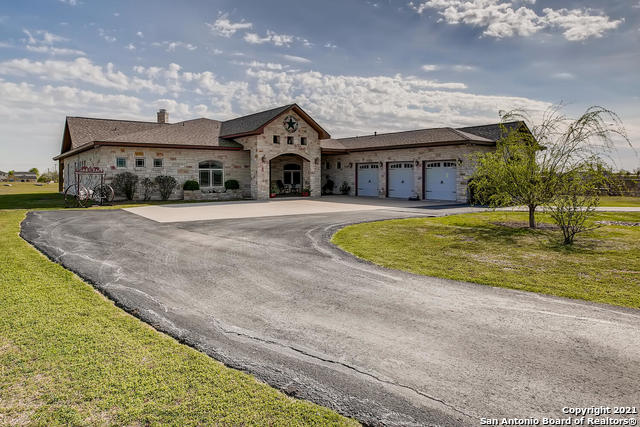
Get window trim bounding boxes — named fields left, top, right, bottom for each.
left=287, top=136, right=294, bottom=145
left=300, top=137, right=307, bottom=145
left=135, top=157, right=146, bottom=168
left=273, top=135, right=280, bottom=144
left=116, top=157, right=127, bottom=168
left=198, top=160, right=224, bottom=188
left=153, top=158, right=163, bottom=168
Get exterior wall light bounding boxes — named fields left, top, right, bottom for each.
left=261, top=155, right=266, bottom=163
left=348, top=162, right=353, bottom=168
left=415, top=159, right=420, bottom=166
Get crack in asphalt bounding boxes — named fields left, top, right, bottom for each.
left=206, top=315, right=477, bottom=421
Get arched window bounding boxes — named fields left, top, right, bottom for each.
left=283, top=163, right=301, bottom=186
left=199, top=160, right=223, bottom=187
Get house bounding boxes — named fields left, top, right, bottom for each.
left=54, top=104, right=521, bottom=202
left=0, top=171, right=6, bottom=181
left=8, top=171, right=38, bottom=182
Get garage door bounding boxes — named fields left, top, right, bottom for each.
left=357, top=163, right=379, bottom=197
left=388, top=162, right=414, bottom=199
left=425, top=161, right=457, bottom=201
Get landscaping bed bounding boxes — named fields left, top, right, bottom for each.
left=332, top=211, right=640, bottom=309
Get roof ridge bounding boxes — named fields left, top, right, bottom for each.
left=67, top=116, right=164, bottom=125
left=332, top=126, right=459, bottom=141
left=456, top=120, right=522, bottom=130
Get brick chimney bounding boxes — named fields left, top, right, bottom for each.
left=157, top=109, right=169, bottom=124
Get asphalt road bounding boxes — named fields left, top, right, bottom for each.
left=21, top=208, right=640, bottom=426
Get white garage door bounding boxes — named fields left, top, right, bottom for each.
left=425, top=161, right=457, bottom=201
left=388, top=162, right=414, bottom=199
left=357, top=163, right=379, bottom=197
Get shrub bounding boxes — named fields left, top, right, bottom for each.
left=224, top=179, right=240, bottom=190
left=322, top=179, right=335, bottom=195
left=154, top=175, right=177, bottom=201
left=339, top=181, right=350, bottom=195
left=140, top=177, right=156, bottom=201
left=112, top=172, right=138, bottom=200
left=183, top=180, right=200, bottom=191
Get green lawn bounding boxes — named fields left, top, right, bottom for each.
left=333, top=211, right=640, bottom=309
left=0, top=188, right=357, bottom=426
left=599, top=196, right=640, bottom=207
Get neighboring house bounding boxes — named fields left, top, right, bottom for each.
left=54, top=104, right=522, bottom=202
left=8, top=172, right=38, bottom=182
left=0, top=171, right=6, bottom=181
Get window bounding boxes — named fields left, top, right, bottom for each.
left=337, top=161, right=342, bottom=169
left=153, top=158, right=163, bottom=168
left=135, top=158, right=145, bottom=168
left=283, top=163, right=301, bottom=186
left=300, top=137, right=307, bottom=145
left=273, top=135, right=280, bottom=144
left=325, top=161, right=331, bottom=169
left=198, top=160, right=223, bottom=187
left=287, top=136, right=294, bottom=145
left=116, top=157, right=126, bottom=168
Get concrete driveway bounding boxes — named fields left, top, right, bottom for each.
left=21, top=204, right=640, bottom=426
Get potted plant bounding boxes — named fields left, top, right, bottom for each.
left=270, top=183, right=279, bottom=198
left=301, top=187, right=311, bottom=197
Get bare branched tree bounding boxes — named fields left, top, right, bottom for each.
left=470, top=104, right=630, bottom=231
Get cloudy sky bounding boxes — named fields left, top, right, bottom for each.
left=0, top=0, right=638, bottom=173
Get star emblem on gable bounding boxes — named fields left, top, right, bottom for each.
left=283, top=116, right=298, bottom=133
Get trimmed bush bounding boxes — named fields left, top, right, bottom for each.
left=141, top=177, right=156, bottom=201
left=224, top=179, right=240, bottom=190
left=183, top=180, right=200, bottom=191
left=154, top=175, right=177, bottom=201
left=112, top=172, right=138, bottom=200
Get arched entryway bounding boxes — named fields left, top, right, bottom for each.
left=269, top=154, right=310, bottom=196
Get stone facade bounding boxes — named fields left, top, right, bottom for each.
left=234, top=110, right=322, bottom=199
left=321, top=144, right=493, bottom=203
left=62, top=146, right=250, bottom=200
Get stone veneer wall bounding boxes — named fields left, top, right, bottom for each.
left=321, top=144, right=494, bottom=203
left=61, top=146, right=251, bottom=200
left=234, top=110, right=322, bottom=199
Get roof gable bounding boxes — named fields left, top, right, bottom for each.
left=220, top=104, right=330, bottom=139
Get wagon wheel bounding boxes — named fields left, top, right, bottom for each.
left=64, top=185, right=90, bottom=208
left=92, top=183, right=115, bottom=205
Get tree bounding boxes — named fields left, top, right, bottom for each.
left=29, top=168, right=39, bottom=176
left=470, top=105, right=629, bottom=229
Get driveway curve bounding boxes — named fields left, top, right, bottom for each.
left=21, top=208, right=640, bottom=426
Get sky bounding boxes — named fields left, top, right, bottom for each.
left=0, top=0, right=638, bottom=174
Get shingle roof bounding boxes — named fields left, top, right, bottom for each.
left=456, top=121, right=524, bottom=142
left=97, top=118, right=241, bottom=148
left=13, top=172, right=37, bottom=177
left=320, top=127, right=493, bottom=152
left=219, top=104, right=295, bottom=137
left=66, top=117, right=163, bottom=150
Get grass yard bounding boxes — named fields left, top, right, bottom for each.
left=0, top=190, right=356, bottom=425
left=599, top=196, right=640, bottom=207
left=333, top=211, right=640, bottom=309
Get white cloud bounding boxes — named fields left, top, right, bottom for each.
left=243, top=30, right=294, bottom=47
left=58, top=0, right=79, bottom=5
left=324, top=42, right=338, bottom=49
left=151, top=41, right=197, bottom=52
left=551, top=72, right=574, bottom=80
left=409, top=0, right=622, bottom=41
left=125, top=43, right=136, bottom=51
left=281, top=54, right=312, bottom=64
left=21, top=29, right=85, bottom=56
left=98, top=28, right=116, bottom=43
left=206, top=13, right=252, bottom=37
left=136, top=31, right=144, bottom=38
left=421, top=64, right=440, bottom=71
left=113, top=12, right=120, bottom=17
left=452, top=64, right=478, bottom=72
